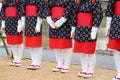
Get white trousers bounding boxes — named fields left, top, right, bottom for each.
left=113, top=50, right=120, bottom=78
left=80, top=53, right=96, bottom=73
left=29, top=47, right=42, bottom=65
left=10, top=44, right=24, bottom=62
left=54, top=48, right=72, bottom=69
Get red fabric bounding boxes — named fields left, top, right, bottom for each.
left=108, top=38, right=120, bottom=50
left=49, top=38, right=72, bottom=49
left=2, top=0, right=5, bottom=3
left=92, top=0, right=95, bottom=4
left=25, top=36, right=42, bottom=48
left=76, top=0, right=80, bottom=4
left=73, top=40, right=96, bottom=54
left=16, top=0, right=18, bottom=3
left=6, top=34, right=23, bottom=44
left=51, top=7, right=65, bottom=18
left=25, top=5, right=37, bottom=16
left=114, top=1, right=120, bottom=15
left=76, top=12, right=93, bottom=27
left=5, top=7, right=17, bottom=17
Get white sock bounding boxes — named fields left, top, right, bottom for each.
left=10, top=45, right=19, bottom=62
left=80, top=53, right=89, bottom=72
left=114, top=50, right=120, bottom=78
left=63, top=48, right=72, bottom=69
left=88, top=54, right=96, bottom=73
left=54, top=49, right=63, bottom=68
left=29, top=47, right=42, bottom=65
left=17, top=44, right=24, bottom=62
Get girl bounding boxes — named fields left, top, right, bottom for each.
left=1, top=0, right=24, bottom=67
left=72, top=0, right=103, bottom=78
left=106, top=0, right=120, bottom=80
left=21, top=0, right=47, bottom=70
left=46, top=0, right=75, bottom=73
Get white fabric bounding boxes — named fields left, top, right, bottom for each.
left=80, top=54, right=89, bottom=72
left=63, top=49, right=72, bottom=68
left=105, top=17, right=112, bottom=36
left=91, top=27, right=98, bottom=39
left=88, top=54, right=96, bottom=73
left=55, top=17, right=67, bottom=28
left=71, top=27, right=76, bottom=38
left=114, top=50, right=120, bottom=78
left=17, top=44, right=24, bottom=62
left=46, top=16, right=55, bottom=29
left=0, top=3, right=2, bottom=11
left=1, top=20, right=5, bottom=29
left=11, top=45, right=18, bottom=62
left=29, top=47, right=42, bottom=65
left=17, top=20, right=22, bottom=32
left=10, top=44, right=23, bottom=62
left=35, top=17, right=42, bottom=33
left=54, top=49, right=64, bottom=68
left=21, top=16, right=25, bottom=27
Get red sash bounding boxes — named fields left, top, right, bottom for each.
left=51, top=7, right=65, bottom=18
left=5, top=7, right=17, bottom=17
left=76, top=12, right=93, bottom=27
left=114, top=1, right=120, bottom=15
left=25, top=5, right=37, bottom=16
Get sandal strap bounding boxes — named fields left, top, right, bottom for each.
left=62, top=68, right=69, bottom=70
left=12, top=62, right=21, bottom=64
left=55, top=67, right=62, bottom=69
left=86, top=73, right=94, bottom=75
left=115, top=76, right=120, bottom=80
left=80, top=72, right=87, bottom=74
left=29, top=65, right=40, bottom=67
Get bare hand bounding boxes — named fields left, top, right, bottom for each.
left=107, top=28, right=110, bottom=36
left=22, top=26, right=25, bottom=30
left=71, top=32, right=75, bottom=39
left=1, top=27, right=5, bottom=32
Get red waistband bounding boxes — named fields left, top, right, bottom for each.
left=5, top=7, right=17, bottom=17
left=114, top=1, right=120, bottom=15
left=76, top=12, right=93, bottom=27
left=25, top=5, right=37, bottom=16
left=51, top=7, right=65, bottom=18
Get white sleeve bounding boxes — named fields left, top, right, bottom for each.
left=71, top=27, right=76, bottom=33
left=1, top=20, right=5, bottom=28
left=21, top=16, right=25, bottom=27
left=35, top=17, right=42, bottom=32
left=0, top=3, right=2, bottom=11
left=46, top=16, right=55, bottom=29
left=105, top=17, right=112, bottom=35
left=91, top=26, right=98, bottom=39
left=70, top=26, right=76, bottom=38
left=54, top=17, right=67, bottom=28
left=17, top=20, right=22, bottom=33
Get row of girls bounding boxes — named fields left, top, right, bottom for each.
left=0, top=0, right=120, bottom=80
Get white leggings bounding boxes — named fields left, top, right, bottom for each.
left=10, top=44, right=24, bottom=62
left=80, top=53, right=96, bottom=73
left=113, top=50, right=120, bottom=77
left=54, top=48, right=72, bottom=68
left=29, top=47, right=42, bottom=65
